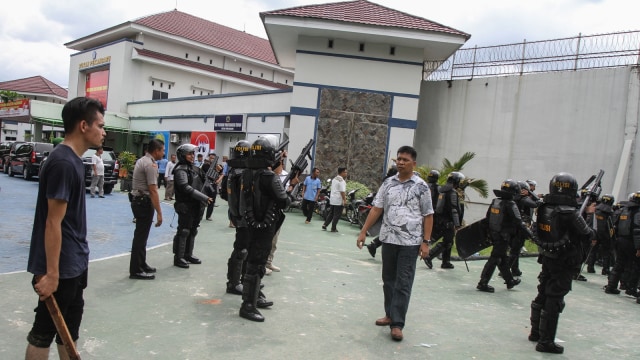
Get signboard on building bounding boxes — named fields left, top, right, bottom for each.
left=213, top=114, right=243, bottom=132
left=0, top=99, right=29, bottom=117
left=190, top=131, right=216, bottom=160
left=150, top=131, right=170, bottom=159
left=86, top=70, right=109, bottom=108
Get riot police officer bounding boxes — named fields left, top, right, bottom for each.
left=424, top=171, right=464, bottom=269
left=239, top=135, right=290, bottom=322
left=225, top=140, right=251, bottom=295
left=172, top=144, right=213, bottom=268
left=528, top=173, right=595, bottom=354
left=477, top=179, right=532, bottom=292
left=508, top=181, right=539, bottom=277
left=603, top=191, right=640, bottom=302
left=586, top=194, right=615, bottom=275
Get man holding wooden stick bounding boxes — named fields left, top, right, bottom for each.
left=25, top=97, right=106, bottom=359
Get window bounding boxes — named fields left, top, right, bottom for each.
left=261, top=73, right=264, bottom=78
left=185, top=53, right=189, bottom=58
left=168, top=84, right=171, bottom=89
left=210, top=59, right=213, bottom=65
left=193, top=89, right=195, bottom=95
left=160, top=82, right=163, bottom=88
left=328, top=39, right=334, bottom=48
left=152, top=80, right=155, bottom=86
left=249, top=70, right=253, bottom=75
left=390, top=46, right=396, bottom=55
left=239, top=67, right=242, bottom=72
left=152, top=90, right=168, bottom=100
left=197, top=56, right=200, bottom=61
left=359, top=43, right=365, bottom=52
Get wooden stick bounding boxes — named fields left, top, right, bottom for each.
left=44, top=296, right=81, bottom=360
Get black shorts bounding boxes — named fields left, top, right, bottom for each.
left=27, top=270, right=88, bottom=348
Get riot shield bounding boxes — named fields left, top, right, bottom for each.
left=455, top=218, right=493, bottom=259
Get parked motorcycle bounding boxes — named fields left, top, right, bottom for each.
left=344, top=188, right=366, bottom=225
left=315, top=179, right=331, bottom=220
left=284, top=181, right=304, bottom=212
left=357, top=191, right=376, bottom=229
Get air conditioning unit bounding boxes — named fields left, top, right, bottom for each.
left=170, top=133, right=180, bottom=143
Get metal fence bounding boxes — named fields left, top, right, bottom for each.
left=425, top=30, right=640, bottom=81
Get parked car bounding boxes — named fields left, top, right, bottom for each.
left=7, top=142, right=54, bottom=180
left=82, top=147, right=119, bottom=194
left=1, top=141, right=24, bottom=173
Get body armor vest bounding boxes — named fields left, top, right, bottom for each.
left=227, top=167, right=245, bottom=220
left=243, top=169, right=278, bottom=229
left=174, top=164, right=205, bottom=203
left=617, top=205, right=639, bottom=237
left=488, top=199, right=505, bottom=232
left=536, top=204, right=573, bottom=253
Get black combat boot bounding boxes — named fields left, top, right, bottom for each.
left=173, top=230, right=189, bottom=268
left=441, top=243, right=454, bottom=269
left=424, top=242, right=443, bottom=269
left=257, top=289, right=274, bottom=308
left=604, top=271, right=621, bottom=294
left=239, top=273, right=264, bottom=322
left=226, top=249, right=247, bottom=295
left=184, top=232, right=201, bottom=264
left=528, top=302, right=543, bottom=341
left=497, top=257, right=520, bottom=289
left=509, top=254, right=522, bottom=276
left=536, top=310, right=564, bottom=354
left=477, top=258, right=497, bottom=293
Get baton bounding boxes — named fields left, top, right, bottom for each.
left=44, top=296, right=81, bottom=360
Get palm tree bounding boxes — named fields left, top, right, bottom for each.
left=416, top=151, right=489, bottom=200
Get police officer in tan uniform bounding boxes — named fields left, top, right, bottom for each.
left=129, top=139, right=165, bottom=280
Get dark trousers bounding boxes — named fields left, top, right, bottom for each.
left=246, top=225, right=276, bottom=278
left=381, top=243, right=419, bottom=329
left=301, top=199, right=315, bottom=221
left=205, top=189, right=217, bottom=219
left=27, top=271, right=87, bottom=347
left=323, top=205, right=343, bottom=230
left=533, top=255, right=577, bottom=314
left=157, top=173, right=165, bottom=188
left=129, top=198, right=154, bottom=274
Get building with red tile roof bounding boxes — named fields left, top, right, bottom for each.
left=0, top=76, right=67, bottom=102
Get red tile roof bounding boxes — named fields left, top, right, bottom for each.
left=262, top=0, right=470, bottom=39
left=134, top=48, right=290, bottom=90
left=133, top=10, right=278, bottom=65
left=0, top=76, right=68, bottom=99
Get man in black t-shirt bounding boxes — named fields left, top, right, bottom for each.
left=25, top=97, right=106, bottom=359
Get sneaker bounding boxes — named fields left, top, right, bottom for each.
left=206, top=218, right=212, bottom=221
left=265, top=267, right=272, bottom=276
left=305, top=220, right=310, bottom=224
left=266, top=264, right=280, bottom=272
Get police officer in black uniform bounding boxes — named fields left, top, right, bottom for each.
left=172, top=144, right=213, bottom=269
left=225, top=140, right=251, bottom=295
left=603, top=191, right=640, bottom=302
left=477, top=179, right=532, bottom=292
left=508, top=181, right=539, bottom=277
left=424, top=171, right=464, bottom=269
left=239, top=135, right=290, bottom=322
left=586, top=194, right=616, bottom=275
left=528, top=173, right=595, bottom=354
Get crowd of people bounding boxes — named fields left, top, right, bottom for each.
left=23, top=96, right=640, bottom=358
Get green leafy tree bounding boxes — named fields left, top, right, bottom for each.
left=416, top=151, right=489, bottom=201
left=0, top=90, right=20, bottom=103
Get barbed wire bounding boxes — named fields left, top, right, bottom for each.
left=425, top=30, right=640, bottom=81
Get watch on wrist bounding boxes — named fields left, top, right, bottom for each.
left=422, top=239, right=429, bottom=244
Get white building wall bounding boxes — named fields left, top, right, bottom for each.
left=416, top=66, right=639, bottom=221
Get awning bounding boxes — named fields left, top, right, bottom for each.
left=30, top=116, right=150, bottom=135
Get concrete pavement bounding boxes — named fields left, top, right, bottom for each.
left=1, top=174, right=639, bottom=359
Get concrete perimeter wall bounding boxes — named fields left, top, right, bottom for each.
left=416, top=66, right=640, bottom=221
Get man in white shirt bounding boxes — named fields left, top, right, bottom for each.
left=90, top=147, right=105, bottom=198
left=164, top=154, right=176, bottom=200
left=322, top=167, right=347, bottom=232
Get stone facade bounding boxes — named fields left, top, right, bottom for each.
left=315, top=88, right=389, bottom=189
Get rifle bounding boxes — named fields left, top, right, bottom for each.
left=202, top=154, right=221, bottom=193
left=282, top=139, right=315, bottom=188
left=578, top=169, right=604, bottom=216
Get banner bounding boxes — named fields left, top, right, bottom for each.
left=149, top=131, right=170, bottom=159
left=85, top=70, right=109, bottom=108
left=0, top=99, right=29, bottom=117
left=213, top=114, right=243, bottom=132
left=190, top=132, right=216, bottom=161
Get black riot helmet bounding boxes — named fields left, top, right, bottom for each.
left=447, top=171, right=465, bottom=188
left=548, top=172, right=578, bottom=198
left=501, top=179, right=520, bottom=196
left=251, top=135, right=278, bottom=165
left=230, top=140, right=251, bottom=160
left=526, top=179, right=537, bottom=190
left=517, top=180, right=530, bottom=193
left=631, top=191, right=640, bottom=204
left=427, top=170, right=440, bottom=184
left=176, top=143, right=197, bottom=163
left=600, top=194, right=615, bottom=206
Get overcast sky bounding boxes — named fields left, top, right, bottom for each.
left=1, top=0, right=638, bottom=88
